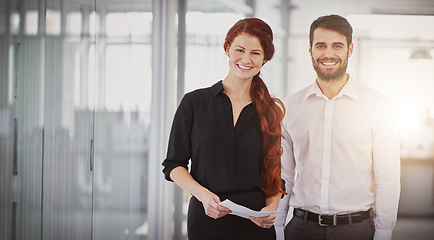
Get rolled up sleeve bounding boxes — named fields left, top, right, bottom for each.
left=162, top=94, right=194, bottom=181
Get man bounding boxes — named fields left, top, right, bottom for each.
left=275, top=15, right=400, bottom=240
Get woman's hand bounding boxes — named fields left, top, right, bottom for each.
left=198, top=189, right=232, bottom=219
left=249, top=193, right=281, bottom=228
left=170, top=167, right=231, bottom=219
left=249, top=205, right=277, bottom=228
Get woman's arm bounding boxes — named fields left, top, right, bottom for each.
left=170, top=166, right=231, bottom=219
left=265, top=193, right=282, bottom=211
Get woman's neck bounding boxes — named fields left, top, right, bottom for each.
left=222, top=77, right=252, bottom=101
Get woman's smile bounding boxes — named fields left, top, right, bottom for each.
left=237, top=64, right=253, bottom=70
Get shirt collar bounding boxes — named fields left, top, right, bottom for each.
left=304, top=75, right=359, bottom=102
left=210, top=80, right=256, bottom=107
left=211, top=80, right=225, bottom=96
left=340, top=76, right=358, bottom=101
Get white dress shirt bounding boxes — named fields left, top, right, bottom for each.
left=275, top=77, right=400, bottom=240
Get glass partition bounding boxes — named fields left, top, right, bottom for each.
left=42, top=0, right=95, bottom=239
left=92, top=1, right=152, bottom=240
left=5, top=0, right=45, bottom=239
left=0, top=0, right=152, bottom=239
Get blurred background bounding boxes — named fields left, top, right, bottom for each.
left=0, top=0, right=433, bottom=239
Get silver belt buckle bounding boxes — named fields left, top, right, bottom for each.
left=318, top=214, right=328, bottom=226
left=318, top=214, right=338, bottom=226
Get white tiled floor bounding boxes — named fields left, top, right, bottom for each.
left=393, top=217, right=434, bottom=240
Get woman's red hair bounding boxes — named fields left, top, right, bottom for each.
left=224, top=18, right=286, bottom=198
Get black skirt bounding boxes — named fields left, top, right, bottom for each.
left=187, top=190, right=276, bottom=240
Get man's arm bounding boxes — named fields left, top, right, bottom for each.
left=275, top=116, right=296, bottom=239
left=372, top=97, right=401, bottom=240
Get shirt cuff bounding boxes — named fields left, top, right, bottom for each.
left=374, top=229, right=393, bottom=240
left=274, top=225, right=285, bottom=240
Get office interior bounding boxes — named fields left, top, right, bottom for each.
left=0, top=0, right=433, bottom=239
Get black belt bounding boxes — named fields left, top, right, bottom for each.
left=293, top=208, right=374, bottom=226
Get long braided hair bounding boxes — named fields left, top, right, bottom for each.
left=224, top=18, right=286, bottom=198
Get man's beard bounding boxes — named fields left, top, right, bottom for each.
left=312, top=56, right=348, bottom=81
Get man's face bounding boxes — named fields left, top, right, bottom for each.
left=309, top=27, right=353, bottom=81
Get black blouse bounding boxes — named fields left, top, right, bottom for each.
left=162, top=81, right=264, bottom=194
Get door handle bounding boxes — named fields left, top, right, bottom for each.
left=13, top=118, right=17, bottom=175
left=90, top=139, right=94, bottom=172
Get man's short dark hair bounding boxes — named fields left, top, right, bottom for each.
left=309, top=15, right=353, bottom=47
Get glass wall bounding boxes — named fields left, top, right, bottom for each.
left=0, top=0, right=152, bottom=239
left=92, top=2, right=152, bottom=240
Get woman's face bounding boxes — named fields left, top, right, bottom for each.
left=226, top=33, right=265, bottom=81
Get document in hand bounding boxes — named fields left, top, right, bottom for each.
left=219, top=199, right=277, bottom=219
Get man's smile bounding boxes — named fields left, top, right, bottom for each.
left=319, top=58, right=340, bottom=67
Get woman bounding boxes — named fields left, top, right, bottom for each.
left=162, top=18, right=285, bottom=239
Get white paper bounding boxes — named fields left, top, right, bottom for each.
left=219, top=199, right=277, bottom=219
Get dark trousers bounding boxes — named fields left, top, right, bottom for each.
left=284, top=213, right=375, bottom=240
